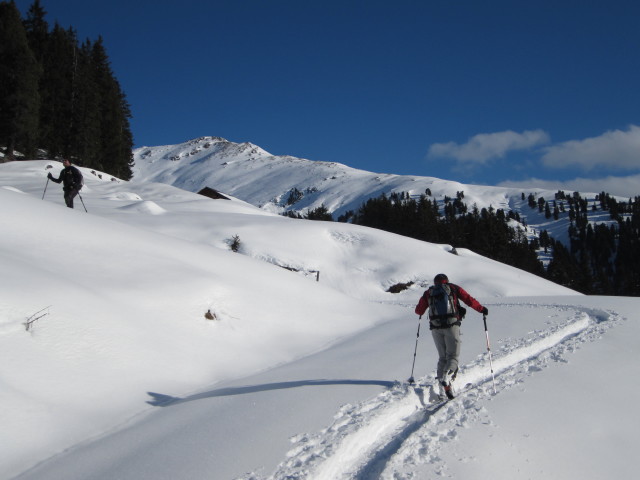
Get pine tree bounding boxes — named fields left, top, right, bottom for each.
left=72, top=39, right=99, bottom=165
left=89, top=37, right=133, bottom=178
left=0, top=0, right=41, bottom=159
left=23, top=0, right=48, bottom=63
left=37, top=23, right=77, bottom=158
left=305, top=204, right=333, bottom=221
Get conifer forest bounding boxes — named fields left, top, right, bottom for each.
left=0, top=0, right=134, bottom=179
left=343, top=190, right=640, bottom=296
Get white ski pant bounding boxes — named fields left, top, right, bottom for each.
left=431, top=325, right=461, bottom=380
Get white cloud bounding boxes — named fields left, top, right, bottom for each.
left=427, top=129, right=550, bottom=163
left=541, top=125, right=640, bottom=171
left=498, top=174, right=640, bottom=198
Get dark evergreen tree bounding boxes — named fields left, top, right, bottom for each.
left=23, top=0, right=48, bottom=63
left=70, top=38, right=101, bottom=166
left=35, top=23, right=76, bottom=157
left=305, top=204, right=333, bottom=221
left=90, top=37, right=134, bottom=178
left=546, top=240, right=581, bottom=291
left=0, top=0, right=41, bottom=159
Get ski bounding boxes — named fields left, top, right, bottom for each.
left=398, top=378, right=474, bottom=411
left=408, top=380, right=474, bottom=410
left=424, top=397, right=449, bottom=412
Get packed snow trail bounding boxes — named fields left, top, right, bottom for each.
left=249, top=304, right=619, bottom=480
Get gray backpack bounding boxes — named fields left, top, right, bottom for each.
left=428, top=283, right=460, bottom=329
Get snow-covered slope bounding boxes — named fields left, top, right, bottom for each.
left=132, top=136, right=627, bottom=256
left=1, top=160, right=637, bottom=480
left=132, top=137, right=557, bottom=220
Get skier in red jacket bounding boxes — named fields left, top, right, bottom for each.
left=415, top=273, right=488, bottom=398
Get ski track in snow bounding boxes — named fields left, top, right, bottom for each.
left=238, top=303, right=622, bottom=480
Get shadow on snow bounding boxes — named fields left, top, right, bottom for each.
left=147, top=379, right=396, bottom=407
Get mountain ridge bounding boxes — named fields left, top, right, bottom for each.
left=132, top=136, right=540, bottom=219
left=132, top=136, right=631, bottom=222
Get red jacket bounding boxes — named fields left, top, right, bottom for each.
left=415, top=282, right=484, bottom=319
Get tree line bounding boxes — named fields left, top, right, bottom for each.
left=302, top=190, right=639, bottom=296
left=0, top=0, right=134, bottom=179
left=346, top=191, right=546, bottom=279
left=540, top=192, right=640, bottom=296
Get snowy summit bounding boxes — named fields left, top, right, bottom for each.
left=132, top=136, right=545, bottom=219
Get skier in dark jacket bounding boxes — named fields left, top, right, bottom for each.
left=415, top=273, right=488, bottom=398
left=48, top=159, right=83, bottom=208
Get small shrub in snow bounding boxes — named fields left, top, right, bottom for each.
left=228, top=235, right=241, bottom=252
left=24, top=306, right=50, bottom=331
left=386, top=281, right=414, bottom=293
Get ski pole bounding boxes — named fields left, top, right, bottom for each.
left=42, top=177, right=49, bottom=200
left=408, top=315, right=422, bottom=384
left=483, top=314, right=497, bottom=394
left=77, top=192, right=88, bottom=213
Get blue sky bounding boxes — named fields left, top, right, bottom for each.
left=15, top=0, right=640, bottom=197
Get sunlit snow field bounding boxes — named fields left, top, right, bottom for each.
left=1, top=159, right=637, bottom=480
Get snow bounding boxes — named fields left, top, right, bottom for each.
left=1, top=158, right=638, bottom=480
left=130, top=137, right=629, bottom=225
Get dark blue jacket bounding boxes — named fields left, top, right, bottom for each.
left=50, top=166, right=83, bottom=191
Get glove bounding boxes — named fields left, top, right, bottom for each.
left=482, top=307, right=489, bottom=315
left=47, top=173, right=53, bottom=180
